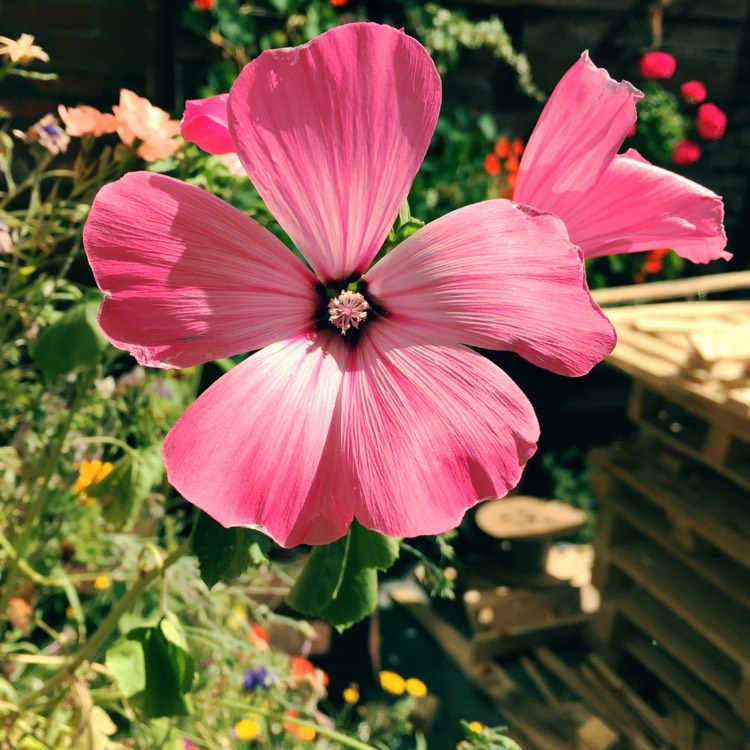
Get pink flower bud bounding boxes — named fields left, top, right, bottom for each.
left=671, top=139, right=701, bottom=165
left=679, top=80, right=706, bottom=105
left=695, top=103, right=727, bottom=140
left=639, top=51, right=676, bottom=80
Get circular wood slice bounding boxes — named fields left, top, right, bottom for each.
left=474, top=496, right=587, bottom=542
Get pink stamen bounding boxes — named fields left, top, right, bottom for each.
left=328, top=290, right=369, bottom=335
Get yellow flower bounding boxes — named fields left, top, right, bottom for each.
left=405, top=677, right=427, bottom=697
left=343, top=686, right=360, bottom=704
left=94, top=575, right=110, bottom=591
left=0, top=34, right=49, bottom=64
left=379, top=670, right=405, bottom=696
left=468, top=721, right=484, bottom=734
left=72, top=459, right=113, bottom=495
left=65, top=606, right=75, bottom=618
left=234, top=718, right=260, bottom=740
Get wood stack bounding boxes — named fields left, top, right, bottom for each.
left=589, top=298, right=750, bottom=749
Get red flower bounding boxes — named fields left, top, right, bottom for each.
left=671, top=139, right=701, bottom=165
left=290, top=656, right=329, bottom=687
left=193, top=0, right=215, bottom=9
left=639, top=51, right=676, bottom=80
left=483, top=153, right=501, bottom=176
left=330, top=0, right=348, bottom=5
left=680, top=80, right=706, bottom=105
left=695, top=103, right=727, bottom=140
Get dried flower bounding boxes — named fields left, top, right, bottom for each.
left=15, top=114, right=70, bottom=155
left=0, top=34, right=49, bottom=64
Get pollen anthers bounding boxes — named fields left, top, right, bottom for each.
left=328, top=289, right=369, bottom=335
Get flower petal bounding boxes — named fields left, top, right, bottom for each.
left=84, top=172, right=318, bottom=368
left=559, top=150, right=730, bottom=262
left=163, top=333, right=352, bottom=548
left=342, top=322, right=538, bottom=537
left=228, top=22, right=441, bottom=280
left=365, top=200, right=615, bottom=376
left=514, top=51, right=641, bottom=203
left=181, top=94, right=234, bottom=155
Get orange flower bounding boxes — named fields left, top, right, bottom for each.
left=194, top=0, right=216, bottom=8
left=72, top=459, right=113, bottom=495
left=494, top=136, right=510, bottom=158
left=483, top=153, right=501, bottom=176
left=113, top=89, right=181, bottom=162
left=58, top=104, right=118, bottom=137
left=512, top=137, right=524, bottom=156
left=247, top=622, right=270, bottom=651
left=283, top=710, right=316, bottom=741
left=330, top=0, right=348, bottom=5
left=290, top=655, right=329, bottom=688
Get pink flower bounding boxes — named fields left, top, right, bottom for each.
left=680, top=80, right=706, bottom=105
left=639, top=51, right=676, bottom=79
left=181, top=94, right=233, bottom=155
left=513, top=52, right=728, bottom=264
left=83, top=24, right=615, bottom=547
left=695, top=103, right=727, bottom=140
left=58, top=104, right=118, bottom=137
left=672, top=138, right=701, bottom=165
left=113, top=89, right=181, bottom=162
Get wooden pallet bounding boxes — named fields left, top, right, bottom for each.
left=590, top=447, right=750, bottom=735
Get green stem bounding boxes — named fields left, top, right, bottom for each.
left=18, top=541, right=188, bottom=710
left=216, top=700, right=378, bottom=750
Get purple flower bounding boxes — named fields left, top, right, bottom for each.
left=242, top=667, right=268, bottom=692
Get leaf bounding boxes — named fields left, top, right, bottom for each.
left=87, top=444, right=163, bottom=529
left=105, top=615, right=194, bottom=719
left=191, top=512, right=270, bottom=589
left=287, top=522, right=400, bottom=631
left=30, top=297, right=108, bottom=379
left=105, top=638, right=146, bottom=699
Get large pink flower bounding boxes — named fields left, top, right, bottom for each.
left=513, top=52, right=729, bottom=263
left=84, top=24, right=615, bottom=547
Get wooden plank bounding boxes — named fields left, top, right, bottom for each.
left=609, top=543, right=750, bottom=666
left=590, top=447, right=750, bottom=580
left=533, top=647, right=658, bottom=750
left=617, top=588, right=741, bottom=706
left=590, top=272, right=750, bottom=306
left=625, top=637, right=748, bottom=743
left=589, top=454, right=750, bottom=611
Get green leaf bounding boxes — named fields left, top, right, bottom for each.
left=106, top=615, right=194, bottom=719
left=30, top=298, right=107, bottom=379
left=191, top=512, right=270, bottom=589
left=287, top=522, right=400, bottom=630
left=105, top=638, right=146, bottom=699
left=87, top=444, right=163, bottom=529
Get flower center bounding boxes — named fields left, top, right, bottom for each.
left=328, top=290, right=369, bottom=335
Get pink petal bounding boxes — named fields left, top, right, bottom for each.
left=559, top=150, right=729, bottom=262
left=163, top=333, right=352, bottom=548
left=228, top=23, right=441, bottom=281
left=365, top=201, right=615, bottom=377
left=514, top=51, right=642, bottom=203
left=342, top=322, right=538, bottom=537
left=83, top=172, right=319, bottom=368
left=180, top=94, right=234, bottom=155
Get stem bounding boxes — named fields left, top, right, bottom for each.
left=18, top=541, right=188, bottom=710
left=216, top=700, right=378, bottom=750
